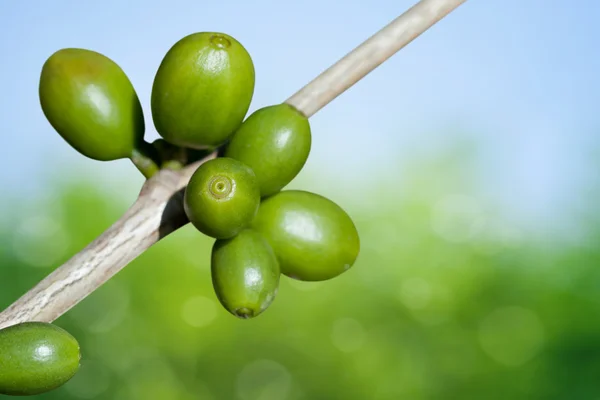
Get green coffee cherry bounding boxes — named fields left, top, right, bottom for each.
left=211, top=229, right=280, bottom=319
left=151, top=32, right=255, bottom=149
left=184, top=157, right=260, bottom=239
left=39, top=48, right=145, bottom=161
left=252, top=190, right=360, bottom=281
left=0, top=322, right=81, bottom=396
left=225, top=103, right=311, bottom=197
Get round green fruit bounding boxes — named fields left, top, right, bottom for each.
left=251, top=190, right=360, bottom=281
left=211, top=229, right=280, bottom=319
left=184, top=157, right=260, bottom=239
left=225, top=103, right=311, bottom=197
left=151, top=32, right=255, bottom=149
left=0, top=322, right=81, bottom=396
left=39, top=48, right=145, bottom=161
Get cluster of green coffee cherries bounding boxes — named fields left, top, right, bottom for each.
left=0, top=32, right=360, bottom=396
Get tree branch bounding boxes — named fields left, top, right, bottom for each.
left=0, top=155, right=217, bottom=329
left=286, top=0, right=467, bottom=118
left=0, top=0, right=468, bottom=329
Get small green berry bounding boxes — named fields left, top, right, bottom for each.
left=225, top=103, right=311, bottom=197
left=0, top=322, right=81, bottom=396
left=184, top=157, right=260, bottom=239
left=151, top=32, right=255, bottom=149
left=39, top=48, right=145, bottom=161
left=211, top=229, right=280, bottom=319
left=251, top=190, right=360, bottom=281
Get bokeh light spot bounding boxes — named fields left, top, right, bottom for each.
left=181, top=295, right=218, bottom=327
left=431, top=194, right=485, bottom=243
left=12, top=214, right=69, bottom=267
left=68, top=280, right=130, bottom=334
left=331, top=318, right=366, bottom=352
left=478, top=306, right=545, bottom=366
left=65, top=360, right=111, bottom=399
left=236, top=359, right=292, bottom=400
left=399, top=277, right=432, bottom=310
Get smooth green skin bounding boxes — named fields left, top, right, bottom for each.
left=39, top=48, right=145, bottom=161
left=251, top=190, right=360, bottom=281
left=151, top=32, right=255, bottom=149
left=0, top=322, right=81, bottom=396
left=225, top=103, right=311, bottom=197
left=184, top=157, right=260, bottom=239
left=211, top=229, right=280, bottom=319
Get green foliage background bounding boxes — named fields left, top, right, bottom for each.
left=1, top=137, right=598, bottom=400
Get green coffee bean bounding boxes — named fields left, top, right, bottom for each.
left=151, top=32, right=255, bottom=149
left=184, top=157, right=260, bottom=239
left=0, top=322, right=81, bottom=396
left=211, top=229, right=280, bottom=318
left=252, top=190, right=360, bottom=281
left=225, top=103, right=311, bottom=197
left=39, top=48, right=145, bottom=161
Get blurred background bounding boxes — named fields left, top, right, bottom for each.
left=1, top=0, right=599, bottom=398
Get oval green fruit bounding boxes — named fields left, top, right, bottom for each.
left=39, top=48, right=145, bottom=161
left=251, top=190, right=360, bottom=281
left=184, top=157, right=260, bottom=239
left=151, top=32, right=255, bottom=149
left=211, top=229, right=280, bottom=319
left=0, top=322, right=81, bottom=396
left=225, top=103, right=311, bottom=197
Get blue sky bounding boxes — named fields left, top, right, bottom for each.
left=0, top=0, right=599, bottom=241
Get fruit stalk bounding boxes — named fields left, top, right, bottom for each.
left=0, top=0, right=467, bottom=328
left=130, top=140, right=162, bottom=178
